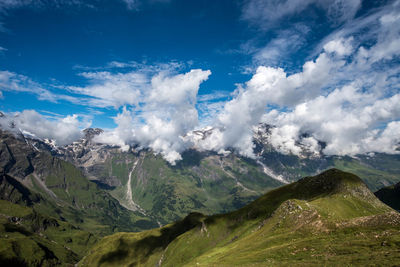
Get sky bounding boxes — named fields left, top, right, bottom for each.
left=0, top=0, right=399, bottom=164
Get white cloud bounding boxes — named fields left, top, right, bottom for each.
left=195, top=50, right=343, bottom=157
left=0, top=70, right=87, bottom=104
left=0, top=110, right=88, bottom=146
left=252, top=26, right=309, bottom=66
left=323, top=37, right=354, bottom=56
left=195, top=4, right=400, bottom=157
left=95, top=69, right=211, bottom=164
left=67, top=62, right=186, bottom=108
left=121, top=0, right=171, bottom=11
left=94, top=107, right=135, bottom=151
left=363, top=121, right=400, bottom=153
left=69, top=71, right=148, bottom=108
left=122, top=0, right=138, bottom=10
left=261, top=85, right=400, bottom=156
left=242, top=0, right=361, bottom=29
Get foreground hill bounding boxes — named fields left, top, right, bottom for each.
left=80, top=169, right=400, bottom=266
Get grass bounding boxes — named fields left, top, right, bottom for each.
left=0, top=198, right=92, bottom=266
left=333, top=157, right=400, bottom=191
left=80, top=169, right=400, bottom=267
left=108, top=151, right=283, bottom=225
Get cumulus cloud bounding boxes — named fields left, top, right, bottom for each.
left=192, top=47, right=344, bottom=157
left=93, top=107, right=136, bottom=151
left=261, top=86, right=400, bottom=156
left=196, top=5, right=400, bottom=157
left=323, top=37, right=354, bottom=56
left=89, top=3, right=400, bottom=161
left=95, top=69, right=211, bottom=164
left=0, top=63, right=212, bottom=163
left=0, top=110, right=88, bottom=145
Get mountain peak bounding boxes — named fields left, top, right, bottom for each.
left=82, top=128, right=104, bottom=140
left=296, top=168, right=365, bottom=195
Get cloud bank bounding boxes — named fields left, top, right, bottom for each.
left=0, top=110, right=87, bottom=146
left=94, top=69, right=211, bottom=164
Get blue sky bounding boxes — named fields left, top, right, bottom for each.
left=1, top=0, right=251, bottom=127
left=0, top=0, right=399, bottom=163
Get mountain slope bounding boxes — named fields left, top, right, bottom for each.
left=0, top=129, right=160, bottom=265
left=0, top=129, right=156, bottom=234
left=45, top=129, right=283, bottom=225
left=0, top=197, right=94, bottom=266
left=13, top=124, right=399, bottom=227
left=375, top=181, right=400, bottom=211
left=80, top=169, right=400, bottom=266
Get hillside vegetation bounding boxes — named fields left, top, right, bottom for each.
left=375, top=181, right=400, bottom=211
left=80, top=169, right=400, bottom=267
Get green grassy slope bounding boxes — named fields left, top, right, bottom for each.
left=80, top=169, right=400, bottom=267
left=0, top=172, right=152, bottom=266
left=0, top=199, right=93, bottom=266
left=0, top=130, right=157, bottom=235
left=93, top=149, right=282, bottom=225
left=332, top=155, right=400, bottom=191
left=258, top=151, right=400, bottom=192
left=27, top=156, right=157, bottom=235
left=122, top=151, right=282, bottom=224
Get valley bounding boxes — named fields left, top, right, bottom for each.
left=80, top=169, right=400, bottom=266
left=0, top=126, right=399, bottom=266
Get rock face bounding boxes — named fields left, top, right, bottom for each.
left=26, top=127, right=125, bottom=187
left=0, top=130, right=35, bottom=179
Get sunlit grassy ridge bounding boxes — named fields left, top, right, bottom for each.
left=80, top=169, right=400, bottom=267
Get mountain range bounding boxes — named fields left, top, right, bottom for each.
left=0, top=121, right=399, bottom=265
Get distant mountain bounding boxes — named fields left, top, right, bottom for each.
left=375, top=181, right=400, bottom=211
left=0, top=129, right=158, bottom=265
left=55, top=135, right=283, bottom=225
left=1, top=115, right=400, bottom=265
left=80, top=169, right=400, bottom=266
left=3, top=120, right=400, bottom=226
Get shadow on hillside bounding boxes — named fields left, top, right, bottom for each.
left=173, top=149, right=204, bottom=168
left=98, top=212, right=204, bottom=265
